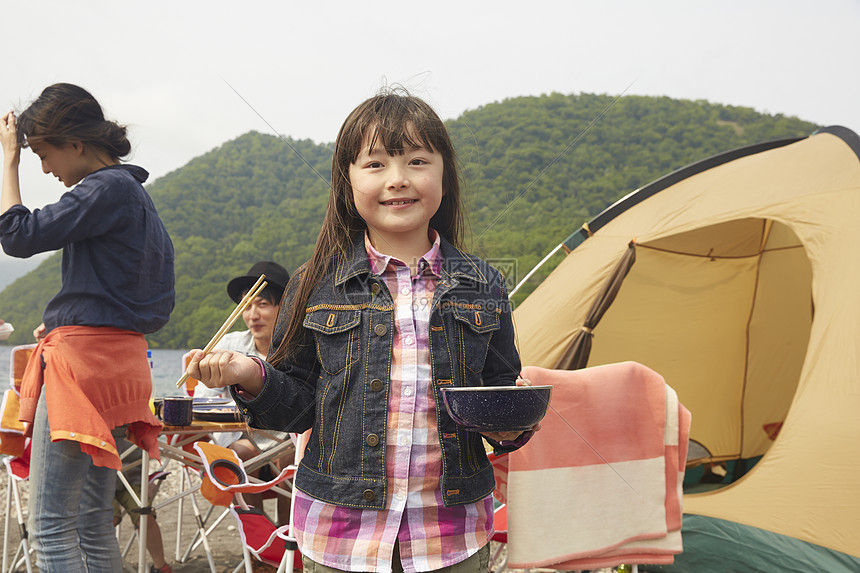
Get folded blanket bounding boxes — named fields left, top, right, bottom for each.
left=501, top=362, right=690, bottom=570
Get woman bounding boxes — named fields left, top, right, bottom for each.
left=0, top=83, right=174, bottom=573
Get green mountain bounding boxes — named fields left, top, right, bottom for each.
left=0, top=93, right=819, bottom=348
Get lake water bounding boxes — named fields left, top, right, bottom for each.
left=0, top=346, right=192, bottom=398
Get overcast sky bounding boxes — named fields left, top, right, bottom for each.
left=2, top=0, right=859, bottom=267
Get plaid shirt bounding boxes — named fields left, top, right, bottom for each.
left=294, top=231, right=494, bottom=572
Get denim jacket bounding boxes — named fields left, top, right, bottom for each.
left=232, top=235, right=523, bottom=509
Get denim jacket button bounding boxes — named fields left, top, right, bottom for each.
left=370, top=378, right=384, bottom=391
left=362, top=489, right=376, bottom=501
left=365, top=433, right=380, bottom=447
left=371, top=283, right=381, bottom=295
left=374, top=324, right=387, bottom=336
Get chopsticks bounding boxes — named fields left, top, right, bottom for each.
left=175, top=274, right=268, bottom=388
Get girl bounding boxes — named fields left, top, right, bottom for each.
left=187, top=91, right=534, bottom=573
left=0, top=83, right=174, bottom=573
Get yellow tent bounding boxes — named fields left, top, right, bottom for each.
left=513, top=126, right=860, bottom=570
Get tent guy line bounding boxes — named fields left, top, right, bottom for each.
left=221, top=77, right=329, bottom=185
left=222, top=77, right=406, bottom=257
left=546, top=399, right=637, bottom=492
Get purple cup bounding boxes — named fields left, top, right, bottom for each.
left=162, top=397, right=193, bottom=426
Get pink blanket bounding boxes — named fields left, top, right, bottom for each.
left=498, top=362, right=691, bottom=570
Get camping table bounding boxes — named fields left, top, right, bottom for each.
left=124, top=420, right=295, bottom=573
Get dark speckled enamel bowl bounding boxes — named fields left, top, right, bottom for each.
left=441, top=385, right=553, bottom=432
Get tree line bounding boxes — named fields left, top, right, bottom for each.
left=0, top=93, right=819, bottom=348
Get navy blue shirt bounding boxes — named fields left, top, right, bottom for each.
left=0, top=164, right=175, bottom=334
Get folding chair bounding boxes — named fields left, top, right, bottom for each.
left=0, top=389, right=27, bottom=459
left=1, top=344, right=38, bottom=573
left=173, top=351, right=293, bottom=568
left=229, top=507, right=302, bottom=573
left=1, top=444, right=33, bottom=573
left=7, top=345, right=36, bottom=393
left=148, top=431, right=222, bottom=572
left=194, top=439, right=301, bottom=573
left=114, top=441, right=173, bottom=571
left=158, top=352, right=226, bottom=571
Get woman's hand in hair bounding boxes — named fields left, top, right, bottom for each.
left=0, top=111, right=20, bottom=165
left=1, top=111, right=23, bottom=215
left=185, top=349, right=265, bottom=396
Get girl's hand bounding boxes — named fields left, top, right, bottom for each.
left=481, top=430, right=523, bottom=443
left=481, top=423, right=541, bottom=445
left=481, top=376, right=542, bottom=444
left=0, top=111, right=20, bottom=164
left=185, top=349, right=264, bottom=394
left=33, top=323, right=46, bottom=341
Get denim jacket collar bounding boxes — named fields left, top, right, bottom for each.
left=333, top=233, right=490, bottom=288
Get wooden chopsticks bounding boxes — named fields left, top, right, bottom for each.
left=175, top=274, right=268, bottom=388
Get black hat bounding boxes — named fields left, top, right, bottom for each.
left=226, top=261, right=290, bottom=304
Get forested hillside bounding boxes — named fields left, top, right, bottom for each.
left=0, top=93, right=819, bottom=348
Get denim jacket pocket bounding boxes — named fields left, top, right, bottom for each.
left=451, top=305, right=501, bottom=375
left=304, top=307, right=362, bottom=375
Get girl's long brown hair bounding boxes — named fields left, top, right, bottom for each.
left=269, top=89, right=465, bottom=365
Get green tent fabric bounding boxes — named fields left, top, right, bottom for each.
left=647, top=515, right=860, bottom=572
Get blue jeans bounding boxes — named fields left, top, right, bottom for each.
left=28, top=393, right=124, bottom=572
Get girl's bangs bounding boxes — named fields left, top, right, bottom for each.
left=365, top=122, right=436, bottom=157
left=351, top=98, right=445, bottom=162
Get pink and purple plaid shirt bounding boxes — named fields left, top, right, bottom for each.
left=293, top=231, right=494, bottom=573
